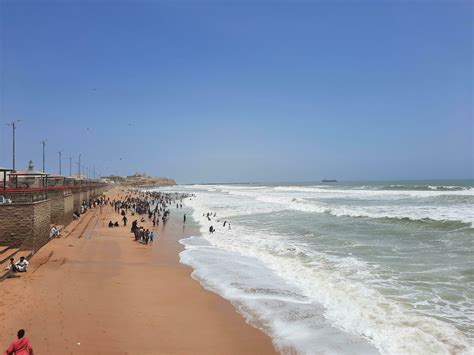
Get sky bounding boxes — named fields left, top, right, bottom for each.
left=0, top=0, right=472, bottom=183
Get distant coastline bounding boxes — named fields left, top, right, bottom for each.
left=179, top=178, right=473, bottom=186
left=102, top=173, right=176, bottom=187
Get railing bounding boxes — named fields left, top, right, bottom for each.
left=2, top=190, right=48, bottom=203
left=1, top=184, right=106, bottom=203
left=1, top=184, right=103, bottom=192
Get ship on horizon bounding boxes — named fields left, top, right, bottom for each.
left=322, top=179, right=338, bottom=183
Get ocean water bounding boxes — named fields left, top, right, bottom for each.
left=154, top=181, right=473, bottom=354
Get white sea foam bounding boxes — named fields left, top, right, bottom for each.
left=196, top=185, right=473, bottom=225
left=255, top=194, right=474, bottom=225
left=179, top=236, right=380, bottom=355
left=272, top=185, right=474, bottom=197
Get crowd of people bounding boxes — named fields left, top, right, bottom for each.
left=110, top=190, right=194, bottom=246
left=73, top=195, right=109, bottom=220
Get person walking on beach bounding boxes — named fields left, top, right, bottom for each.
left=4, top=329, right=34, bottom=355
left=149, top=231, right=155, bottom=243
left=183, top=214, right=186, bottom=224
left=122, top=215, right=128, bottom=227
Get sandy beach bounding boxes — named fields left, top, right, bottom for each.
left=0, top=189, right=276, bottom=354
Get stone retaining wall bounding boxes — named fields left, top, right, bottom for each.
left=0, top=203, right=33, bottom=248
left=73, top=191, right=82, bottom=213
left=0, top=199, right=51, bottom=251
left=49, top=190, right=74, bottom=225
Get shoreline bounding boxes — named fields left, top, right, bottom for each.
left=0, top=188, right=277, bottom=354
left=167, top=182, right=473, bottom=354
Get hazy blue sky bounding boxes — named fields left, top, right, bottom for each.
left=1, top=0, right=472, bottom=183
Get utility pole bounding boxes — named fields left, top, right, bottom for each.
left=58, top=150, right=64, bottom=175
left=6, top=120, right=21, bottom=171
left=78, top=153, right=81, bottom=177
left=40, top=139, right=47, bottom=173
left=68, top=156, right=72, bottom=176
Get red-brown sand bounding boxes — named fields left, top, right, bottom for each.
left=0, top=189, right=277, bottom=354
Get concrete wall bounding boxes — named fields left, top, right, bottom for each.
left=28, top=199, right=51, bottom=251
left=49, top=191, right=63, bottom=224
left=63, top=194, right=73, bottom=225
left=49, top=190, right=74, bottom=226
left=0, top=203, right=34, bottom=248
left=73, top=191, right=82, bottom=213
left=0, top=199, right=51, bottom=251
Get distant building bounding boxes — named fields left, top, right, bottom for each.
left=9, top=160, right=48, bottom=188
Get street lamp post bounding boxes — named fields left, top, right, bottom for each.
left=40, top=139, right=47, bottom=173
left=6, top=120, right=21, bottom=171
left=58, top=150, right=64, bottom=175
left=68, top=156, right=72, bottom=177
left=78, top=154, right=81, bottom=177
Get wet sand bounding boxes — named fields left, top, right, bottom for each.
left=0, top=189, right=277, bottom=354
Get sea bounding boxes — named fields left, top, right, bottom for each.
left=152, top=181, right=473, bottom=355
